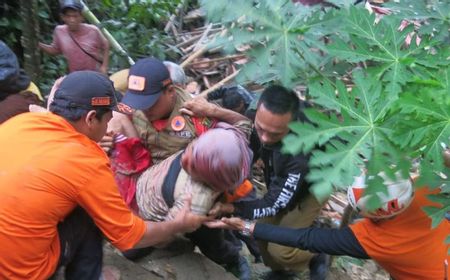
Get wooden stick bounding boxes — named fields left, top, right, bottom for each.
left=180, top=45, right=208, bottom=68
left=198, top=70, right=241, bottom=98
left=164, top=1, right=185, bottom=33
left=179, top=27, right=223, bottom=37
left=175, top=34, right=202, bottom=48
left=193, top=23, right=213, bottom=52
left=185, top=54, right=247, bottom=67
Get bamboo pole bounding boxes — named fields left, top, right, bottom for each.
left=185, top=54, right=247, bottom=67
left=80, top=1, right=135, bottom=65
left=193, top=23, right=213, bottom=52
left=197, top=70, right=241, bottom=98
left=180, top=45, right=208, bottom=68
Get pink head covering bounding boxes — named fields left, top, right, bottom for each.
left=183, top=122, right=252, bottom=192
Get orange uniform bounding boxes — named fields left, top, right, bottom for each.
left=0, top=112, right=146, bottom=279
left=350, top=187, right=449, bottom=280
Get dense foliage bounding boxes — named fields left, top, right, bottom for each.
left=202, top=0, right=450, bottom=229
left=1, top=0, right=182, bottom=94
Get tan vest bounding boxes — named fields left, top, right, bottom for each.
left=132, top=87, right=200, bottom=164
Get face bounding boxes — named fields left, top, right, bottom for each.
left=255, top=103, right=292, bottom=146
left=87, top=110, right=113, bottom=142
left=61, top=10, right=83, bottom=32
left=143, top=87, right=176, bottom=121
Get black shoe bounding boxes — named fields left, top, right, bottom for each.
left=309, top=253, right=330, bottom=280
left=121, top=247, right=153, bottom=261
left=262, top=270, right=298, bottom=280
left=254, top=255, right=263, bottom=263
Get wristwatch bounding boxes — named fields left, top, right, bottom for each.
left=240, top=220, right=254, bottom=237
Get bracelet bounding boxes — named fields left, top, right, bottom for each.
left=240, top=220, right=253, bottom=237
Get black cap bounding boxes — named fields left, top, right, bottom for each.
left=55, top=71, right=118, bottom=110
left=0, top=40, right=31, bottom=94
left=60, top=0, right=83, bottom=13
left=120, top=57, right=172, bottom=111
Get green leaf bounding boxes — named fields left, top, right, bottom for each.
left=394, top=69, right=450, bottom=165
left=422, top=193, right=450, bottom=228
left=201, top=0, right=340, bottom=87
left=386, top=0, right=450, bottom=39
left=283, top=70, right=405, bottom=199
left=327, top=6, right=448, bottom=99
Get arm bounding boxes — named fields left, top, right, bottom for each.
left=180, top=97, right=249, bottom=125
left=38, top=42, right=60, bottom=56
left=134, top=196, right=207, bottom=248
left=233, top=151, right=309, bottom=219
left=78, top=164, right=206, bottom=250
left=38, top=29, right=61, bottom=56
left=99, top=112, right=138, bottom=153
left=253, top=223, right=369, bottom=259
left=205, top=217, right=369, bottom=259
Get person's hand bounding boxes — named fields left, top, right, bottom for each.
left=99, top=132, right=115, bottom=154
left=204, top=217, right=255, bottom=234
left=208, top=202, right=235, bottom=217
left=174, top=195, right=212, bottom=233
left=180, top=97, right=217, bottom=117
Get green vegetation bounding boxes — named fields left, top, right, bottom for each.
left=202, top=0, right=450, bottom=228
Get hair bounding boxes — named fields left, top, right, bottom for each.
left=163, top=61, right=186, bottom=86
left=183, top=126, right=252, bottom=192
left=49, top=95, right=111, bottom=122
left=222, top=91, right=245, bottom=111
left=257, top=85, right=299, bottom=120
left=61, top=7, right=82, bottom=14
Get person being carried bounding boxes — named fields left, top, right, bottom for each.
left=0, top=71, right=206, bottom=280
left=103, top=57, right=253, bottom=279
left=207, top=172, right=450, bottom=280
left=38, top=0, right=109, bottom=74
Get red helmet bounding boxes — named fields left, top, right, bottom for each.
left=347, top=172, right=414, bottom=219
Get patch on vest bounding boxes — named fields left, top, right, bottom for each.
left=169, top=130, right=193, bottom=138
left=171, top=116, right=186, bottom=131
left=201, top=117, right=214, bottom=128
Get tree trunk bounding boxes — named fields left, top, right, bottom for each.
left=19, top=0, right=40, bottom=81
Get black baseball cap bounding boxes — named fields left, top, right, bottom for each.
left=120, top=57, right=172, bottom=111
left=60, top=0, right=83, bottom=13
left=55, top=71, right=118, bottom=110
left=0, top=40, right=31, bottom=93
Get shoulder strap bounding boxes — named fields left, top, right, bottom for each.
left=68, top=31, right=103, bottom=64
left=161, top=153, right=183, bottom=208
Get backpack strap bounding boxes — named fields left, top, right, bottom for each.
left=161, top=153, right=183, bottom=208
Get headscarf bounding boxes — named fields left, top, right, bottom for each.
left=183, top=122, right=253, bottom=192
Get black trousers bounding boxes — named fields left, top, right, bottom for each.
left=49, top=207, right=103, bottom=280
left=186, top=226, right=241, bottom=265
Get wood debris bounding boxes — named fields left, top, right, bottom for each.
left=164, top=5, right=262, bottom=97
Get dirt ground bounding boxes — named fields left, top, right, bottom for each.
left=102, top=238, right=390, bottom=280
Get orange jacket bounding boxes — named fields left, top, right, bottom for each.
left=0, top=113, right=146, bottom=279
left=350, top=187, right=449, bottom=280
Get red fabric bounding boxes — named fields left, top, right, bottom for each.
left=111, top=117, right=216, bottom=211
left=151, top=119, right=168, bottom=132
left=111, top=138, right=151, bottom=213
left=192, top=116, right=217, bottom=136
